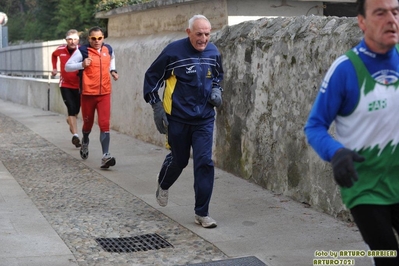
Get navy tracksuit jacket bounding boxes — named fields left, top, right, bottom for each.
left=143, top=37, right=224, bottom=216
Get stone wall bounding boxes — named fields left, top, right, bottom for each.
left=101, top=0, right=228, bottom=37
left=211, top=16, right=362, bottom=219
left=96, top=0, right=323, bottom=35
left=0, top=15, right=364, bottom=220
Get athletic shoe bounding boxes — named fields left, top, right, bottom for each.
left=156, top=180, right=168, bottom=207
left=101, top=153, right=116, bottom=169
left=80, top=139, right=89, bottom=160
left=71, top=136, right=81, bottom=148
left=195, top=215, right=217, bottom=228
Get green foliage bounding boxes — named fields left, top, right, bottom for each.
left=95, top=0, right=152, bottom=12
left=55, top=0, right=107, bottom=39
left=1, top=0, right=108, bottom=43
left=35, top=0, right=58, bottom=40
left=6, top=13, right=27, bottom=42
left=1, top=0, right=153, bottom=43
left=0, top=0, right=39, bottom=42
left=55, top=0, right=84, bottom=37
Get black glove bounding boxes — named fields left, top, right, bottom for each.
left=151, top=101, right=168, bottom=134
left=208, top=87, right=222, bottom=107
left=331, top=148, right=365, bottom=188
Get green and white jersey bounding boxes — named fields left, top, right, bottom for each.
left=335, top=49, right=399, bottom=208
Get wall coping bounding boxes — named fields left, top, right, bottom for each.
left=96, top=0, right=208, bottom=18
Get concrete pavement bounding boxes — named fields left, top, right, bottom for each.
left=0, top=99, right=373, bottom=266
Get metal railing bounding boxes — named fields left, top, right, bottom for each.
left=0, top=39, right=65, bottom=79
left=0, top=69, right=56, bottom=79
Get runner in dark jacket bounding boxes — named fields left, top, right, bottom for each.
left=144, top=14, right=224, bottom=229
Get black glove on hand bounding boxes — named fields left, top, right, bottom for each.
left=151, top=101, right=168, bottom=134
left=208, top=87, right=222, bottom=107
left=331, top=148, right=365, bottom=188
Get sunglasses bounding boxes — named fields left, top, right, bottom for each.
left=89, top=36, right=103, bottom=41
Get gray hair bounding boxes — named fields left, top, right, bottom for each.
left=188, top=14, right=211, bottom=30
left=65, top=29, right=79, bottom=38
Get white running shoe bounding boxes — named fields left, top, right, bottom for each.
left=101, top=153, right=116, bottom=169
left=195, top=215, right=217, bottom=228
left=156, top=182, right=168, bottom=207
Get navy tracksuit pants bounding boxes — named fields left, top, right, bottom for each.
left=158, top=119, right=215, bottom=217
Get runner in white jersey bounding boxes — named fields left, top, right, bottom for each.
left=304, top=0, right=399, bottom=265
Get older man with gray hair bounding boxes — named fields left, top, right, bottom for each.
left=143, top=14, right=224, bottom=228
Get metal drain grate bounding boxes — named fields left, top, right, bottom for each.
left=96, top=233, right=173, bottom=253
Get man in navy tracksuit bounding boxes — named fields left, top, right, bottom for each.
left=143, top=14, right=224, bottom=228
